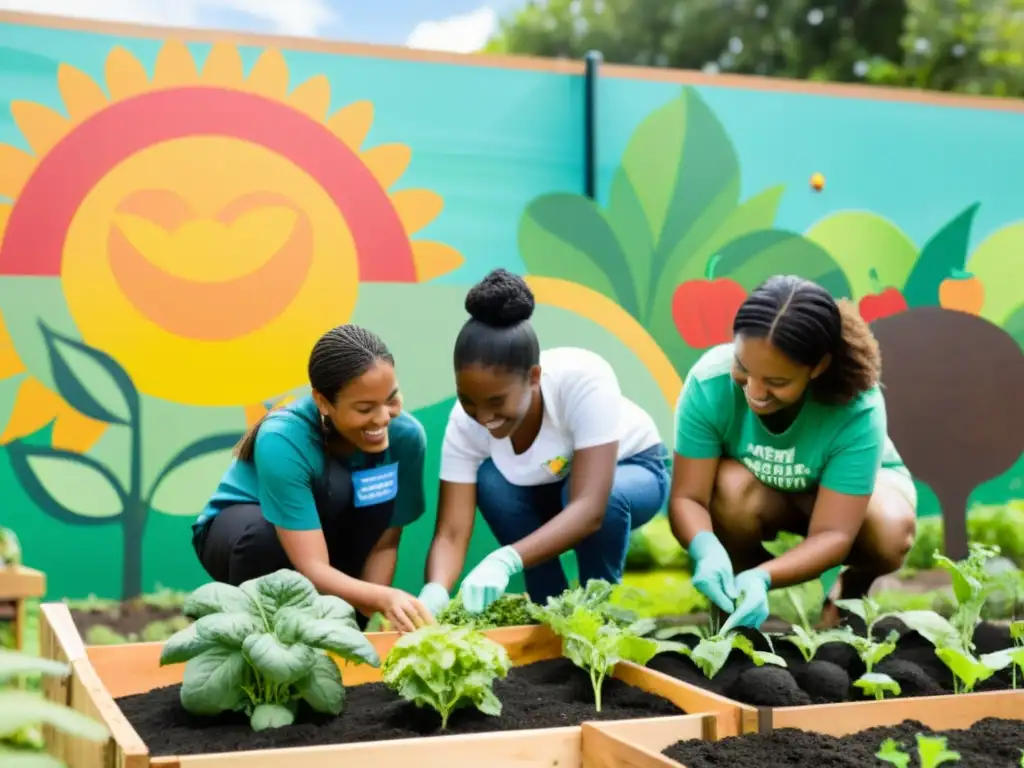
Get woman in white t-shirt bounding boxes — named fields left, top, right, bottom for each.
left=417, top=269, right=671, bottom=616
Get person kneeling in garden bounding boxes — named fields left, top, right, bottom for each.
left=669, top=274, right=917, bottom=631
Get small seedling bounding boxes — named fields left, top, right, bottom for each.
left=853, top=671, right=901, bottom=701
left=655, top=620, right=786, bottom=680
left=876, top=733, right=960, bottom=768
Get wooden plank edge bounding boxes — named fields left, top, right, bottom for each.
left=0, top=10, right=585, bottom=75
left=600, top=62, right=1024, bottom=113
left=0, top=565, right=47, bottom=598
left=581, top=722, right=681, bottom=768
left=164, top=724, right=584, bottom=767
left=41, top=602, right=87, bottom=663
left=768, top=688, right=1024, bottom=736
left=615, top=661, right=755, bottom=736
left=71, top=657, right=150, bottom=766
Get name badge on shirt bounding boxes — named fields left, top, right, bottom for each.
left=351, top=462, right=399, bottom=508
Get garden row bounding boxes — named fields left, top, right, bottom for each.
left=34, top=544, right=1024, bottom=767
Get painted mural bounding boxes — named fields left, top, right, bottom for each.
left=0, top=15, right=1020, bottom=599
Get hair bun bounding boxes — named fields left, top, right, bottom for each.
left=464, top=268, right=535, bottom=328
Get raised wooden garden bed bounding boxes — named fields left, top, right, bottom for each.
left=581, top=692, right=1024, bottom=767
left=39, top=602, right=745, bottom=768
left=0, top=564, right=45, bottom=650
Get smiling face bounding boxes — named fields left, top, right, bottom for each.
left=731, top=334, right=830, bottom=416
left=456, top=363, right=540, bottom=439
left=314, top=360, right=401, bottom=453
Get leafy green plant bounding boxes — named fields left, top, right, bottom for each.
left=436, top=593, right=537, bottom=629
left=854, top=671, right=901, bottom=701
left=824, top=626, right=902, bottom=700
left=529, top=580, right=661, bottom=710
left=381, top=624, right=510, bottom=729
left=655, top=620, right=786, bottom=680
left=780, top=590, right=836, bottom=663
left=159, top=569, right=380, bottom=731
left=876, top=733, right=961, bottom=767
left=0, top=648, right=109, bottom=767
left=933, top=543, right=1003, bottom=652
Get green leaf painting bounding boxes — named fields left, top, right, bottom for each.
left=903, top=203, right=980, bottom=308
left=6, top=445, right=126, bottom=524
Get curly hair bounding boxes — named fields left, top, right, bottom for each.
left=732, top=275, right=881, bottom=405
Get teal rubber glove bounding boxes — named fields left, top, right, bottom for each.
left=720, top=568, right=771, bottom=634
left=461, top=545, right=523, bottom=614
left=417, top=582, right=451, bottom=618
left=688, top=531, right=738, bottom=613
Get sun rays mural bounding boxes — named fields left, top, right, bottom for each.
left=0, top=16, right=1021, bottom=599
left=0, top=40, right=466, bottom=598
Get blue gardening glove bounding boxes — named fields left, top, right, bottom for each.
left=688, top=531, right=738, bottom=613
left=720, top=568, right=771, bottom=634
left=417, top=582, right=451, bottom=618
left=461, top=546, right=523, bottom=614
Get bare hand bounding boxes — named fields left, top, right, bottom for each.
left=376, top=587, right=434, bottom=633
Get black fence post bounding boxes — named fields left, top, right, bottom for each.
left=584, top=50, right=602, bottom=200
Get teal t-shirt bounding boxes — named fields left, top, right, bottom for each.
left=674, top=343, right=908, bottom=496
left=197, top=395, right=427, bottom=531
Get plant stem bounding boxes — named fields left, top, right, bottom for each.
left=591, top=668, right=605, bottom=712
left=705, top=253, right=723, bottom=280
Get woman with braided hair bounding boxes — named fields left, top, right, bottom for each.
left=191, top=324, right=435, bottom=632
left=418, top=269, right=671, bottom=616
left=670, top=275, right=917, bottom=632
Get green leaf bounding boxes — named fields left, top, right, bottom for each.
left=0, top=748, right=66, bottom=768
left=240, top=569, right=317, bottom=621
left=0, top=692, right=109, bottom=742
left=804, top=211, right=918, bottom=301
left=159, top=623, right=215, bottom=666
left=194, top=612, right=263, bottom=650
left=38, top=321, right=138, bottom=425
left=611, top=634, right=660, bottom=666
left=876, top=737, right=911, bottom=768
left=180, top=647, right=248, bottom=716
left=273, top=608, right=380, bottom=666
left=915, top=734, right=961, bottom=768
left=6, top=445, right=125, bottom=523
left=242, top=633, right=317, bottom=685
left=606, top=169, right=654, bottom=310
left=183, top=582, right=255, bottom=621
left=895, top=610, right=958, bottom=648
left=902, top=203, right=980, bottom=307
left=853, top=671, right=901, bottom=699
left=966, top=220, right=1024, bottom=325
left=148, top=433, right=242, bottom=516
left=313, top=595, right=357, bottom=624
left=296, top=653, right=345, bottom=715
left=935, top=646, right=996, bottom=691
left=518, top=194, right=633, bottom=313
left=690, top=636, right=734, bottom=679
left=714, top=229, right=853, bottom=298
left=0, top=650, right=70, bottom=681
left=250, top=703, right=295, bottom=732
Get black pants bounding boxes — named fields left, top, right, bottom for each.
left=192, top=453, right=397, bottom=629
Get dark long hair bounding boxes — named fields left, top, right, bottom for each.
left=732, top=275, right=881, bottom=405
left=453, top=268, right=540, bottom=375
left=234, top=325, right=395, bottom=461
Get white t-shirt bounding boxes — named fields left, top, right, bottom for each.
left=439, top=347, right=663, bottom=487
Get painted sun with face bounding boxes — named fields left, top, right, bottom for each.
left=0, top=40, right=464, bottom=451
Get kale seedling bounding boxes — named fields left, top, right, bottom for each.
left=382, top=624, right=510, bottom=729
left=655, top=621, right=786, bottom=680
left=876, top=734, right=961, bottom=767
left=529, top=587, right=660, bottom=711
left=853, top=671, right=901, bottom=701
left=437, top=593, right=538, bottom=629
left=827, top=627, right=902, bottom=700
left=160, top=569, right=380, bottom=731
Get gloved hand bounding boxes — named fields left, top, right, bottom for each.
left=688, top=531, right=738, bottom=613
left=461, top=545, right=523, bottom=614
left=417, top=582, right=451, bottom=618
left=720, top=568, right=771, bottom=634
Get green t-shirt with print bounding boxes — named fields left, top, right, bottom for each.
left=674, top=343, right=908, bottom=496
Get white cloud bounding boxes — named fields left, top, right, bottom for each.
left=406, top=6, right=497, bottom=54
left=0, top=0, right=339, bottom=37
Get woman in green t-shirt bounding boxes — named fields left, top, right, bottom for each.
left=670, top=275, right=917, bottom=632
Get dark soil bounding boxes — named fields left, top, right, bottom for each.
left=648, top=618, right=1016, bottom=707
left=664, top=717, right=1024, bottom=767
left=116, top=657, right=685, bottom=756
left=70, top=594, right=191, bottom=643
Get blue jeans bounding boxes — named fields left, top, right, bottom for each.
left=475, top=443, right=670, bottom=605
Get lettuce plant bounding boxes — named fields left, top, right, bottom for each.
left=159, top=569, right=380, bottom=731
left=382, top=624, right=510, bottom=729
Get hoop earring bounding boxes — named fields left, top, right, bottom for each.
left=320, top=413, right=330, bottom=433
